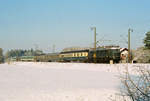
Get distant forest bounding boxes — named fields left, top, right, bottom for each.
left=5, top=49, right=43, bottom=59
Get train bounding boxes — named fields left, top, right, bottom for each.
left=11, top=48, right=121, bottom=63
left=34, top=48, right=121, bottom=63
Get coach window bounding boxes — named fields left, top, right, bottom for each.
left=73, top=53, right=74, bottom=57
left=76, top=53, right=78, bottom=57
left=79, top=53, right=81, bottom=56
left=84, top=52, right=86, bottom=56
left=86, top=52, right=88, bottom=56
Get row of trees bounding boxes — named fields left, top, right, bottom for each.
left=5, top=49, right=43, bottom=59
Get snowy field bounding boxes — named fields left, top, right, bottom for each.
left=0, top=62, right=149, bottom=101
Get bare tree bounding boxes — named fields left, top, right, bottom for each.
left=110, top=65, right=150, bottom=101
left=115, top=65, right=150, bottom=101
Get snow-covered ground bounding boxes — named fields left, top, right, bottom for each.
left=0, top=62, right=149, bottom=101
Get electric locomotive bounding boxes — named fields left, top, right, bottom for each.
left=88, top=48, right=120, bottom=63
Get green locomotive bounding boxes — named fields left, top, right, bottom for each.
left=88, top=48, right=120, bottom=63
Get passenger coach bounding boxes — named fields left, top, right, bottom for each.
left=59, top=49, right=89, bottom=62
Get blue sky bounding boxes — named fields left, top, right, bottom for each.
left=0, top=0, right=150, bottom=52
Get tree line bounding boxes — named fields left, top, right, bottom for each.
left=5, top=49, right=43, bottom=59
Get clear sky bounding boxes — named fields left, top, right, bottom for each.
left=0, top=0, right=150, bottom=52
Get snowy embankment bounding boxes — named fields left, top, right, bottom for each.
left=0, top=62, right=149, bottom=101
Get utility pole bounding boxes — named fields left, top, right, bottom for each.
left=91, top=27, right=97, bottom=62
left=34, top=44, right=39, bottom=50
left=128, top=28, right=133, bottom=63
left=52, top=44, right=55, bottom=53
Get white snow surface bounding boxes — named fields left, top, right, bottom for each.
left=0, top=62, right=149, bottom=101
